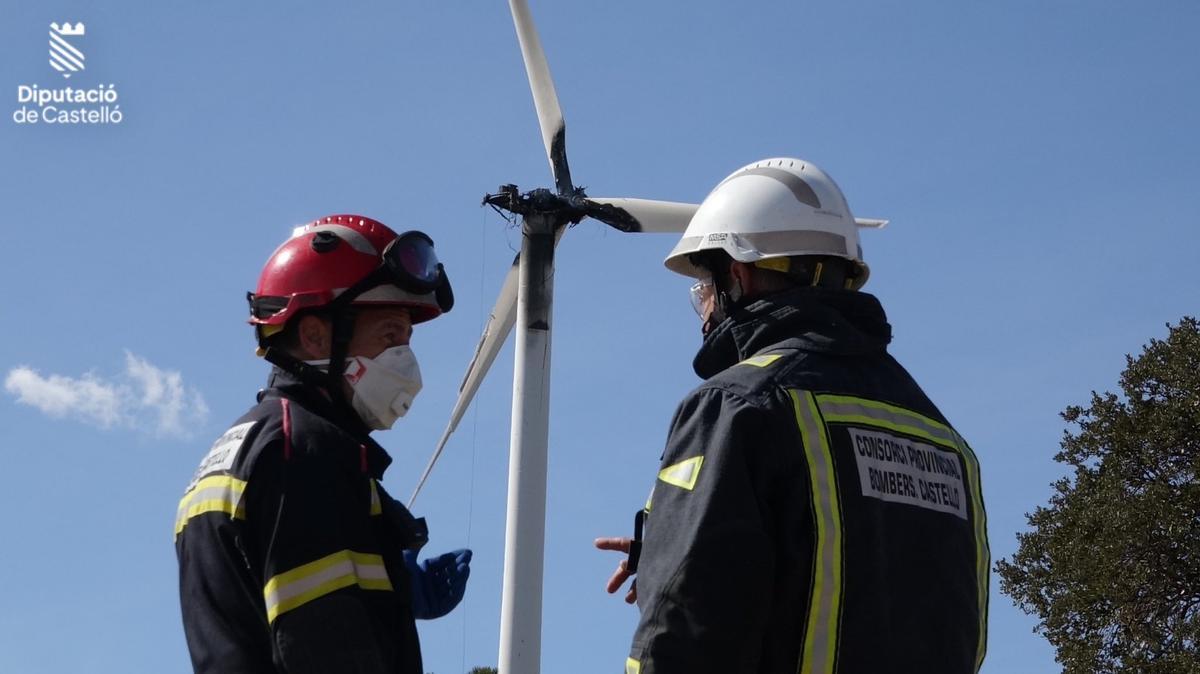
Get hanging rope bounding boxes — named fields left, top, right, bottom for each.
left=460, top=206, right=489, bottom=672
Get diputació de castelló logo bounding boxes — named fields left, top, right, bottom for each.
left=13, top=21, right=124, bottom=125
left=49, top=22, right=86, bottom=78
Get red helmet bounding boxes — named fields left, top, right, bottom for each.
left=249, top=214, right=453, bottom=342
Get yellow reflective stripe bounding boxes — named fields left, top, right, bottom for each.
left=790, top=390, right=843, bottom=674
left=739, top=353, right=782, bottom=368
left=174, top=475, right=247, bottom=536
left=625, top=657, right=641, bottom=674
left=816, top=393, right=990, bottom=670
left=754, top=256, right=791, bottom=273
left=657, top=456, right=704, bottom=491
left=815, top=394, right=958, bottom=450
left=263, top=550, right=393, bottom=623
left=369, top=479, right=382, bottom=516
left=954, top=431, right=990, bottom=671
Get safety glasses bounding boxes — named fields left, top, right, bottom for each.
left=689, top=277, right=714, bottom=318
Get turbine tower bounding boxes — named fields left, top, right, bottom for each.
left=409, top=2, right=696, bottom=671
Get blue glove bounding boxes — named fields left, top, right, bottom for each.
left=404, top=548, right=472, bottom=619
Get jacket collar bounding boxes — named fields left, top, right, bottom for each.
left=259, top=367, right=393, bottom=478
left=693, top=287, right=893, bottom=379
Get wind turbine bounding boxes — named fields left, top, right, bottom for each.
left=406, top=1, right=698, bottom=672
left=408, top=2, right=886, bottom=671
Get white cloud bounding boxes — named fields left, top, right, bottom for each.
left=5, top=352, right=209, bottom=438
left=4, top=368, right=124, bottom=428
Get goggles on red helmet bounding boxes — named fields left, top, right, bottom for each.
left=334, top=230, right=454, bottom=314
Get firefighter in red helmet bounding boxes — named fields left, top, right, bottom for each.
left=176, top=215, right=471, bottom=673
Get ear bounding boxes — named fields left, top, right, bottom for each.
left=295, top=314, right=332, bottom=360
left=728, top=261, right=757, bottom=297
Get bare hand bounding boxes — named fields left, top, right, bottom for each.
left=594, top=537, right=637, bottom=604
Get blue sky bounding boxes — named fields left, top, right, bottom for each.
left=1, top=1, right=1197, bottom=672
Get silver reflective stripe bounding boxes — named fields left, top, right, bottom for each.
left=176, top=481, right=244, bottom=517
left=174, top=475, right=247, bottom=536
left=953, top=430, right=991, bottom=672
left=657, top=456, right=703, bottom=491
left=263, top=550, right=392, bottom=623
left=667, top=229, right=851, bottom=266
left=816, top=394, right=958, bottom=449
left=790, top=390, right=842, bottom=674
left=741, top=230, right=849, bottom=257
left=265, top=556, right=384, bottom=607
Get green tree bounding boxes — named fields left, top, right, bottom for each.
left=467, top=668, right=498, bottom=674
left=997, top=317, right=1200, bottom=673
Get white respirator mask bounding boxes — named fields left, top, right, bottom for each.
left=308, top=345, right=423, bottom=430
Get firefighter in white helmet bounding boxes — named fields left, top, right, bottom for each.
left=598, top=158, right=989, bottom=673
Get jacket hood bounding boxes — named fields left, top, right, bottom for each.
left=693, top=287, right=893, bottom=379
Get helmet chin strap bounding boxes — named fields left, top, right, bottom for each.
left=262, top=347, right=337, bottom=391
left=318, top=300, right=377, bottom=429
left=262, top=340, right=370, bottom=433
left=263, top=292, right=370, bottom=429
left=326, top=305, right=354, bottom=390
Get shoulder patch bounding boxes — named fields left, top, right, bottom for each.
left=739, top=353, right=782, bottom=368
left=185, top=421, right=256, bottom=492
left=657, top=456, right=704, bottom=491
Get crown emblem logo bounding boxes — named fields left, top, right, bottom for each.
left=48, top=22, right=87, bottom=78
left=51, top=22, right=86, bottom=36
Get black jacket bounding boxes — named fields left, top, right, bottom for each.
left=627, top=288, right=989, bottom=674
left=175, top=370, right=426, bottom=673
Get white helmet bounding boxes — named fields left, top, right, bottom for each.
left=664, top=157, right=884, bottom=289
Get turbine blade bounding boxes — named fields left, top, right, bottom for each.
left=509, top=0, right=573, bottom=194
left=409, top=256, right=517, bottom=508
left=855, top=217, right=888, bottom=229
left=582, top=197, right=699, bottom=233
left=408, top=226, right=568, bottom=507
